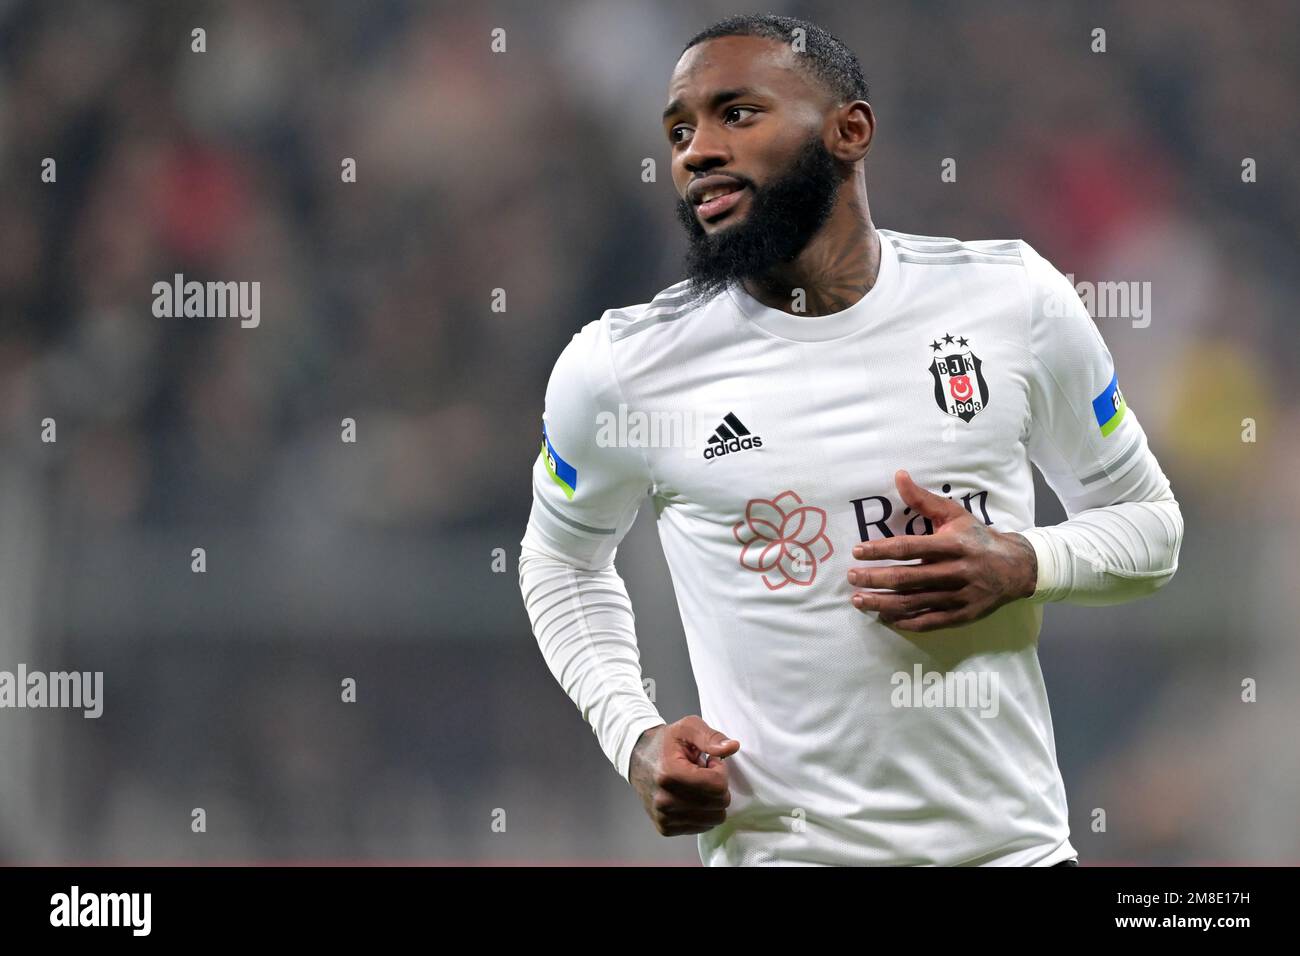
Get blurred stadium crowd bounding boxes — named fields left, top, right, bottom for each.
left=0, top=0, right=1297, bottom=863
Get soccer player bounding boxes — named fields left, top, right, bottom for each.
left=517, top=14, right=1183, bottom=866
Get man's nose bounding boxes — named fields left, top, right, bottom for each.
left=681, top=124, right=730, bottom=173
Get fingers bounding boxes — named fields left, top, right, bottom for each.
left=848, top=560, right=966, bottom=593
left=651, top=795, right=729, bottom=835
left=640, top=715, right=739, bottom=837
left=659, top=771, right=732, bottom=809
left=853, top=536, right=965, bottom=562
left=885, top=606, right=977, bottom=632
left=677, top=714, right=740, bottom=759
left=852, top=588, right=967, bottom=620
left=651, top=761, right=732, bottom=832
left=648, top=758, right=732, bottom=835
left=895, top=469, right=967, bottom=521
left=659, top=751, right=731, bottom=802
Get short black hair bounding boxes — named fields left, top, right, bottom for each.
left=680, top=13, right=869, bottom=105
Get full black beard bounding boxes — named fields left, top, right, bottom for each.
left=675, top=132, right=844, bottom=307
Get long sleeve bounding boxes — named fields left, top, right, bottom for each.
left=1015, top=241, right=1185, bottom=606
left=518, top=545, right=666, bottom=780
left=518, top=317, right=664, bottom=779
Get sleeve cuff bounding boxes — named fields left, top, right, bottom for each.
left=616, top=714, right=669, bottom=782
left=1016, top=528, right=1062, bottom=604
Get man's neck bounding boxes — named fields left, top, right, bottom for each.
left=742, top=204, right=881, bottom=317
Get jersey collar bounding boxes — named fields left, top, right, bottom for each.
left=727, top=229, right=899, bottom=343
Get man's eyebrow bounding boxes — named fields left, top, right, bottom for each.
left=662, top=87, right=761, bottom=123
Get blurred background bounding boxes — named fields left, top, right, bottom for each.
left=0, top=0, right=1297, bottom=864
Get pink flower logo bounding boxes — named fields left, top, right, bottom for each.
left=733, top=490, right=834, bottom=590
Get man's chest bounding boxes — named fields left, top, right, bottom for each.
left=632, top=326, right=1033, bottom=530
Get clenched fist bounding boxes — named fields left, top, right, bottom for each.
left=629, top=716, right=740, bottom=836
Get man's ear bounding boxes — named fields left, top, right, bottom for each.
left=834, top=100, right=874, bottom=164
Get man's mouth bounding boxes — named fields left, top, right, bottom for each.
left=697, top=185, right=747, bottom=222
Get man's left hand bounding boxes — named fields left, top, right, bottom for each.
left=848, top=469, right=1038, bottom=632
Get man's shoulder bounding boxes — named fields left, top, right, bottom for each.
left=880, top=228, right=1028, bottom=266
left=551, top=279, right=717, bottom=390
left=598, top=278, right=719, bottom=345
left=881, top=229, right=1069, bottom=325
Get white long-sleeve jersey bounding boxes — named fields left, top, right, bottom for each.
left=518, top=229, right=1183, bottom=866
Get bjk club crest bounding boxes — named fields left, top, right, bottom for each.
left=733, top=490, right=834, bottom=590
left=928, top=332, right=989, bottom=423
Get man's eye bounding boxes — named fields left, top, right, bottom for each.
left=670, top=108, right=754, bottom=144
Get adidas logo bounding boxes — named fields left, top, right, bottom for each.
left=703, top=412, right=763, bottom=460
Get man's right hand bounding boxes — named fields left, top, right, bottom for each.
left=628, top=716, right=740, bottom=836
